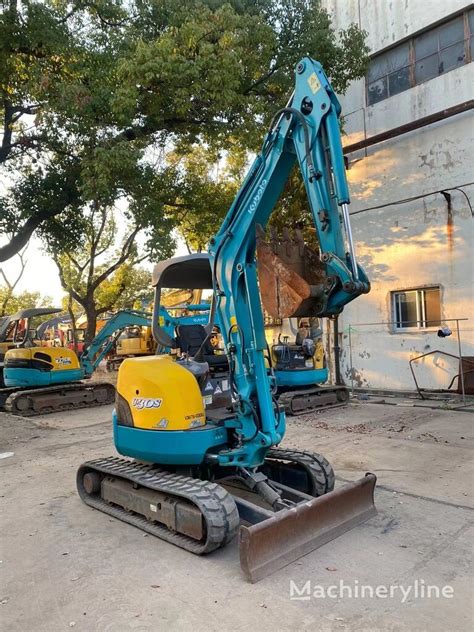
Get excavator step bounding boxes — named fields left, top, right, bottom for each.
left=2, top=381, right=116, bottom=416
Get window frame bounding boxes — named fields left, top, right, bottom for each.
left=366, top=10, right=473, bottom=106
left=391, top=286, right=442, bottom=332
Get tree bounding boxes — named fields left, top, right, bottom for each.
left=60, top=264, right=154, bottom=348
left=0, top=0, right=369, bottom=261
left=95, top=266, right=154, bottom=312
left=0, top=287, right=52, bottom=315
left=0, top=246, right=27, bottom=315
left=167, top=144, right=247, bottom=251
left=49, top=203, right=173, bottom=343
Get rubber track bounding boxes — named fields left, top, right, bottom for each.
left=77, top=457, right=240, bottom=554
left=279, top=386, right=349, bottom=416
left=265, top=447, right=335, bottom=496
left=3, top=381, right=116, bottom=417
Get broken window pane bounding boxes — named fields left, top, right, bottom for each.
left=368, top=43, right=410, bottom=84
left=415, top=29, right=438, bottom=59
left=367, top=11, right=471, bottom=104
left=439, top=16, right=464, bottom=48
left=439, top=41, right=466, bottom=73
left=388, top=66, right=411, bottom=95
left=367, top=77, right=388, bottom=105
left=415, top=53, right=439, bottom=83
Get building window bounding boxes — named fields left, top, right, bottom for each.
left=367, top=10, right=473, bottom=105
left=392, top=287, right=441, bottom=330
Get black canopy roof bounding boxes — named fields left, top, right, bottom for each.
left=152, top=254, right=213, bottom=290
left=0, top=308, right=62, bottom=340
left=9, top=307, right=62, bottom=320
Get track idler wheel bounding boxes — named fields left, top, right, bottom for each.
left=82, top=472, right=101, bottom=495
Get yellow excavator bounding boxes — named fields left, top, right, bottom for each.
left=0, top=308, right=152, bottom=415
left=77, top=59, right=376, bottom=582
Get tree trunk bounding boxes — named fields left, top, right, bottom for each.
left=67, top=294, right=78, bottom=355
left=83, top=300, right=98, bottom=347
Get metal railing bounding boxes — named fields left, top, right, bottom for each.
left=344, top=318, right=470, bottom=403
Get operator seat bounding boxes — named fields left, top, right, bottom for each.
left=176, top=324, right=228, bottom=371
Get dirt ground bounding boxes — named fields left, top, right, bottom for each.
left=0, top=400, right=473, bottom=632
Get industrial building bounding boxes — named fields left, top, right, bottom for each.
left=323, top=0, right=474, bottom=392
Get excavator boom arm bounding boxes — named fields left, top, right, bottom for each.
left=209, top=58, right=369, bottom=449
left=80, top=310, right=153, bottom=376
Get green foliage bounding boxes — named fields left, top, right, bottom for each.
left=49, top=201, right=169, bottom=340
left=94, top=265, right=154, bottom=311
left=1, top=0, right=369, bottom=317
left=0, top=287, right=52, bottom=316
left=1, top=0, right=369, bottom=255
left=115, top=0, right=369, bottom=152
left=166, top=144, right=245, bottom=251
left=61, top=264, right=154, bottom=315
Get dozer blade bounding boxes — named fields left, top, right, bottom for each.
left=239, top=473, right=376, bottom=583
left=256, top=225, right=328, bottom=318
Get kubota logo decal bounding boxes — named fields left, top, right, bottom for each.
left=247, top=178, right=267, bottom=214
left=132, top=397, right=163, bottom=410
left=55, top=357, right=72, bottom=365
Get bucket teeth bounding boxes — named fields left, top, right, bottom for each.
left=256, top=225, right=327, bottom=318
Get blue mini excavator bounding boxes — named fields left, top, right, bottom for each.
left=0, top=309, right=153, bottom=415
left=77, top=58, right=377, bottom=582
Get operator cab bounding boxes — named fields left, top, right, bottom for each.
left=152, top=254, right=231, bottom=410
left=6, top=308, right=63, bottom=348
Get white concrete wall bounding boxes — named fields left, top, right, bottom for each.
left=321, top=0, right=474, bottom=391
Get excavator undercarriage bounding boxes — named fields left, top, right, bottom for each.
left=78, top=449, right=376, bottom=582
left=0, top=381, right=115, bottom=416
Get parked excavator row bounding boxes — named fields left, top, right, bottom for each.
left=0, top=303, right=216, bottom=415
left=77, top=58, right=376, bottom=583
left=0, top=308, right=152, bottom=415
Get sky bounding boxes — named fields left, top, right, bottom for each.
left=0, top=233, right=189, bottom=306
left=1, top=237, right=64, bottom=304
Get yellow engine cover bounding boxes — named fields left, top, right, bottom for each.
left=0, top=341, right=15, bottom=359
left=5, top=346, right=81, bottom=371
left=117, top=355, right=206, bottom=431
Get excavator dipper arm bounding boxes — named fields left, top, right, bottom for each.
left=209, top=58, right=369, bottom=456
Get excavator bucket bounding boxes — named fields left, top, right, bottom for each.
left=256, top=225, right=329, bottom=318
left=239, top=473, right=376, bottom=583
